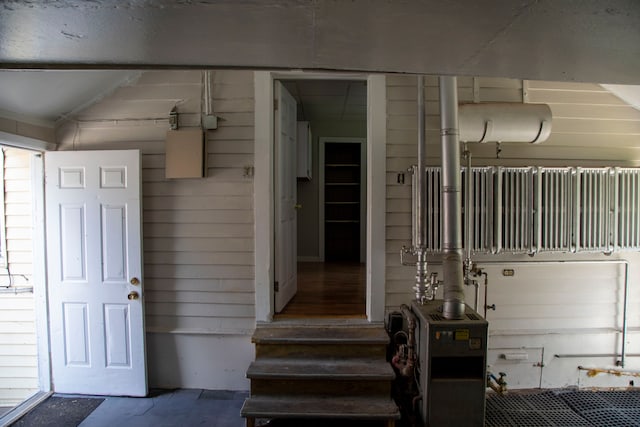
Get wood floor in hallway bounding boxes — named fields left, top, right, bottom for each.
left=275, top=262, right=366, bottom=318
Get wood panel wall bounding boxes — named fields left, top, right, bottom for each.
left=57, top=70, right=256, bottom=336
left=384, top=75, right=640, bottom=387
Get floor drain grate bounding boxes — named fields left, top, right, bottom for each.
left=579, top=408, right=640, bottom=427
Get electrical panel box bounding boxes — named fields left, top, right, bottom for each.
left=165, top=129, right=204, bottom=179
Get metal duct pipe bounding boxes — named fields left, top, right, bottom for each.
left=458, top=103, right=552, bottom=144
left=439, top=76, right=465, bottom=320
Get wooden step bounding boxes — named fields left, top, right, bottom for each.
left=247, top=357, right=395, bottom=381
left=252, top=325, right=390, bottom=345
left=253, top=324, right=390, bottom=359
left=241, top=395, right=400, bottom=423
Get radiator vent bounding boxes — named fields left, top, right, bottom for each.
left=577, top=168, right=612, bottom=252
left=410, top=166, right=639, bottom=254
left=424, top=167, right=442, bottom=253
left=538, top=168, right=573, bottom=252
left=615, top=168, right=640, bottom=250
left=462, top=167, right=494, bottom=253
left=496, top=167, right=534, bottom=254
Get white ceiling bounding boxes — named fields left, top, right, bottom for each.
left=0, top=70, right=140, bottom=124
left=282, top=80, right=367, bottom=123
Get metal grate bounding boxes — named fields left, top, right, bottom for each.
left=537, top=167, right=573, bottom=253
left=424, top=166, right=442, bottom=253
left=462, top=166, right=494, bottom=253
left=496, top=167, right=535, bottom=253
left=615, top=168, right=640, bottom=251
left=578, top=409, right=639, bottom=427
left=576, top=168, right=613, bottom=252
left=407, top=166, right=640, bottom=256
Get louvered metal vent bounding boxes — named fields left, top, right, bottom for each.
left=496, top=167, right=534, bottom=254
left=537, top=167, right=573, bottom=252
left=424, top=167, right=442, bottom=253
left=462, top=167, right=494, bottom=253
left=577, top=168, right=613, bottom=252
left=408, top=165, right=640, bottom=255
left=615, top=168, right=640, bottom=251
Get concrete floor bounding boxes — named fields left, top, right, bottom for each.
left=8, top=388, right=640, bottom=427
left=78, top=389, right=247, bottom=427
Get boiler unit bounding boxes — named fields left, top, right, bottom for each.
left=412, top=300, right=488, bottom=427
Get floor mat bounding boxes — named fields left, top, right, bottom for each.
left=11, top=396, right=104, bottom=427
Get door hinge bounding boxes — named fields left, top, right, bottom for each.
left=273, top=99, right=279, bottom=111
left=274, top=281, right=279, bottom=292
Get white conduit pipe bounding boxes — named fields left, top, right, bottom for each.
left=440, top=76, right=466, bottom=320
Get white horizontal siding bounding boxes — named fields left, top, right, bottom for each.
left=0, top=148, right=37, bottom=407
left=385, top=76, right=640, bottom=388
left=58, top=70, right=255, bottom=336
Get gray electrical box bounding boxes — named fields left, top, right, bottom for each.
left=412, top=300, right=488, bottom=427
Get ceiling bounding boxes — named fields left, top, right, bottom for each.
left=0, top=0, right=638, bottom=85
left=0, top=0, right=638, bottom=125
left=282, top=80, right=367, bottom=123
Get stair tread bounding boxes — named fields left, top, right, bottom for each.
left=241, top=395, right=400, bottom=419
left=247, top=358, right=395, bottom=380
left=252, top=326, right=390, bottom=345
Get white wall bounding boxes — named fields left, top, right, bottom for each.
left=385, top=75, right=640, bottom=389
left=51, top=70, right=640, bottom=391
left=0, top=148, right=37, bottom=407
left=56, top=70, right=256, bottom=390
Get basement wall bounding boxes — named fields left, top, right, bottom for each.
left=53, top=70, right=640, bottom=391
left=56, top=70, right=255, bottom=390
left=385, top=76, right=640, bottom=389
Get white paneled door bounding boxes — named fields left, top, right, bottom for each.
left=274, top=82, right=298, bottom=312
left=45, top=150, right=147, bottom=396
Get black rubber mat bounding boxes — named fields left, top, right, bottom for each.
left=11, top=396, right=104, bottom=427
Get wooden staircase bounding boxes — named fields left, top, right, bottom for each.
left=241, top=321, right=400, bottom=427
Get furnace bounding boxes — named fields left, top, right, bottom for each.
left=412, top=301, right=488, bottom=427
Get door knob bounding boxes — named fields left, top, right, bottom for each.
left=130, top=277, right=140, bottom=285
left=128, top=291, right=140, bottom=301
left=294, top=204, right=302, bottom=210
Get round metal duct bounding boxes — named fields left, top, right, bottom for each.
left=459, top=103, right=552, bottom=144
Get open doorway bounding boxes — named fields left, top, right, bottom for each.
left=274, top=79, right=368, bottom=318
left=0, top=147, right=46, bottom=418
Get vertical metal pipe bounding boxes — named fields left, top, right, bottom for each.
left=413, top=76, right=429, bottom=302
left=439, top=76, right=465, bottom=319
left=621, top=259, right=629, bottom=368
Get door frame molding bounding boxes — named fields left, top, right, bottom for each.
left=254, top=71, right=386, bottom=322
left=318, top=137, right=367, bottom=264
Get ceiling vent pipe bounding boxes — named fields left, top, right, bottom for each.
left=459, top=102, right=552, bottom=144
left=439, top=76, right=466, bottom=320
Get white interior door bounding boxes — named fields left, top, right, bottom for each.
left=45, top=149, right=146, bottom=396
left=274, top=81, right=298, bottom=312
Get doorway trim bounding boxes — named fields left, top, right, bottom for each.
left=319, top=137, right=367, bottom=264
left=254, top=71, right=386, bottom=323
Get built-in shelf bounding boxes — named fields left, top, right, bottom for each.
left=325, top=182, right=359, bottom=186
left=323, top=141, right=362, bottom=262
